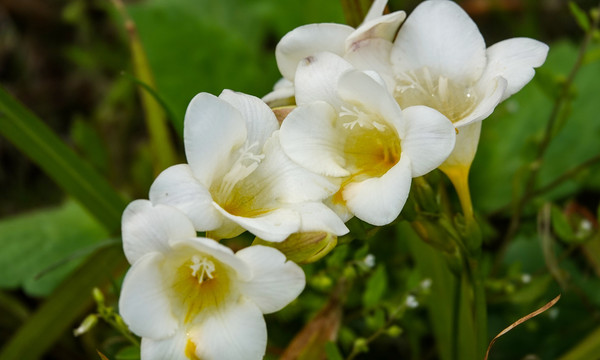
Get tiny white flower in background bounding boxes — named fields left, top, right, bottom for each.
left=420, top=278, right=432, bottom=290
left=364, top=254, right=376, bottom=268
left=279, top=52, right=455, bottom=226
left=548, top=307, right=560, bottom=320
left=390, top=0, right=549, bottom=170
left=405, top=295, right=419, bottom=309
left=149, top=90, right=348, bottom=242
left=264, top=0, right=405, bottom=105
left=119, top=200, right=305, bottom=360
left=521, top=273, right=532, bottom=284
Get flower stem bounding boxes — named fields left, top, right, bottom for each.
left=442, top=165, right=474, bottom=224
left=451, top=272, right=462, bottom=360
left=466, top=257, right=488, bottom=359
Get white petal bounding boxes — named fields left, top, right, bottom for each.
left=363, top=0, right=388, bottom=23
left=170, top=237, right=251, bottom=280
left=249, top=133, right=340, bottom=204
left=189, top=299, right=267, bottom=360
left=149, top=164, right=222, bottom=232
left=122, top=199, right=196, bottom=264
left=401, top=105, right=456, bottom=177
left=337, top=69, right=404, bottom=133
left=213, top=203, right=301, bottom=242
left=276, top=23, right=354, bottom=80
left=481, top=38, right=549, bottom=101
left=343, top=155, right=412, bottom=226
left=140, top=332, right=188, bottom=360
left=345, top=38, right=396, bottom=93
left=184, top=93, right=247, bottom=185
left=294, top=51, right=353, bottom=108
left=206, top=216, right=247, bottom=240
left=262, top=78, right=295, bottom=106
left=391, top=0, right=486, bottom=83
left=348, top=11, right=406, bottom=46
left=280, top=101, right=350, bottom=177
left=324, top=196, right=354, bottom=223
left=236, top=245, right=305, bottom=313
left=119, top=252, right=179, bottom=339
left=439, top=121, right=482, bottom=169
left=454, top=76, right=507, bottom=127
left=219, top=90, right=280, bottom=148
left=294, top=202, right=349, bottom=236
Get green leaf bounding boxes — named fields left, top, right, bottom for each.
left=70, top=117, right=110, bottom=174
left=0, top=246, right=127, bottom=360
left=0, top=86, right=126, bottom=233
left=0, top=201, right=110, bottom=296
left=568, top=2, right=590, bottom=31
left=559, top=326, right=600, bottom=360
left=115, top=346, right=141, bottom=360
left=362, top=265, right=388, bottom=308
left=126, top=0, right=345, bottom=128
left=551, top=204, right=576, bottom=243
left=324, top=342, right=344, bottom=360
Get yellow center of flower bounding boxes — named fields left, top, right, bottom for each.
left=185, top=339, right=201, bottom=360
left=332, top=104, right=401, bottom=204
left=210, top=142, right=267, bottom=216
left=394, top=67, right=478, bottom=123
left=170, top=254, right=231, bottom=323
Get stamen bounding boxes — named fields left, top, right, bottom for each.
left=216, top=141, right=264, bottom=200
left=339, top=105, right=387, bottom=131
left=394, top=67, right=478, bottom=122
left=189, top=255, right=215, bottom=284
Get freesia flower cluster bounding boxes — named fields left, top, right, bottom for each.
left=118, top=0, right=548, bottom=359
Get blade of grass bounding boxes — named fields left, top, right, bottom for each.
left=0, top=245, right=128, bottom=360
left=0, top=87, right=126, bottom=232
left=112, top=0, right=178, bottom=174
left=558, top=325, right=600, bottom=360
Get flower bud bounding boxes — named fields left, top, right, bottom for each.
left=73, top=314, right=98, bottom=337
left=252, top=232, right=337, bottom=264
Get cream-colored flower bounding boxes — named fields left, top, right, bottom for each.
left=390, top=0, right=548, bottom=171
left=280, top=53, right=455, bottom=225
left=149, top=90, right=348, bottom=241
left=263, top=0, right=405, bottom=105
left=119, top=200, right=305, bottom=360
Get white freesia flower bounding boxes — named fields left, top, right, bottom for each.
left=279, top=52, right=455, bottom=225
left=390, top=0, right=548, bottom=170
left=149, top=90, right=348, bottom=242
left=263, top=0, right=405, bottom=105
left=119, top=200, right=305, bottom=360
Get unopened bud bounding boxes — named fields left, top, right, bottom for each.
left=386, top=325, right=403, bottom=338
left=73, top=314, right=98, bottom=337
left=252, top=232, right=337, bottom=264
left=92, top=287, right=105, bottom=306
left=272, top=105, right=296, bottom=124
left=353, top=338, right=369, bottom=354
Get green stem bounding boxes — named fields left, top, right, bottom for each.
left=451, top=272, right=462, bottom=360
left=466, top=257, right=488, bottom=359
left=494, top=1, right=600, bottom=273
left=339, top=0, right=374, bottom=27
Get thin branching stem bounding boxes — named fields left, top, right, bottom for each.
left=495, top=2, right=600, bottom=271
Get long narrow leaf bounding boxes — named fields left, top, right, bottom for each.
left=0, top=86, right=126, bottom=232
left=0, top=246, right=127, bottom=360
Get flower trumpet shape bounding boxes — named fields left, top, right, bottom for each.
left=390, top=0, right=548, bottom=169
left=280, top=52, right=456, bottom=225
left=119, top=200, right=305, bottom=360
left=149, top=90, right=348, bottom=242
left=264, top=0, right=405, bottom=105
